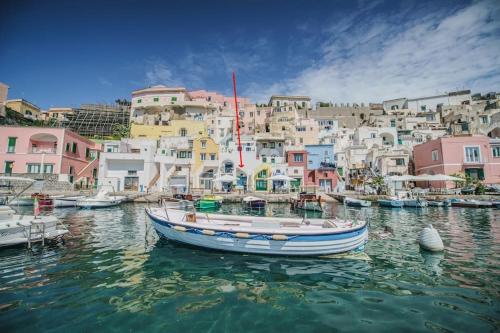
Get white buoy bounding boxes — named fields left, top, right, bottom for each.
left=418, top=224, right=444, bottom=252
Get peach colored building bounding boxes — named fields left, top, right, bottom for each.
left=0, top=127, right=102, bottom=187
left=413, top=135, right=500, bottom=187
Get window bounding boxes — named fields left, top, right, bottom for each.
left=262, top=156, right=267, bottom=163
left=370, top=133, right=376, bottom=138
left=395, top=158, right=405, bottom=166
left=492, top=146, right=500, bottom=158
left=153, top=97, right=159, bottom=102
left=27, top=163, right=41, bottom=173
left=25, top=110, right=32, bottom=115
left=72, top=142, right=77, bottom=153
left=239, top=112, right=244, bottom=118
left=250, top=112, right=253, bottom=117
left=86, top=148, right=90, bottom=158
left=201, top=140, right=207, bottom=148
left=431, top=150, right=439, bottom=161
left=465, top=146, right=480, bottom=163
left=302, top=101, right=306, bottom=108
left=390, top=119, right=396, bottom=127
left=171, top=97, right=177, bottom=102
left=294, top=154, right=303, bottom=162
left=479, top=116, right=488, bottom=124
left=421, top=105, right=426, bottom=111
left=270, top=142, right=275, bottom=149
left=200, top=153, right=206, bottom=160
left=127, top=170, right=137, bottom=176
left=161, top=149, right=166, bottom=155
left=210, top=154, right=216, bottom=160
left=271, top=157, right=275, bottom=164
left=180, top=128, right=187, bottom=137
left=7, top=137, right=16, bottom=153
left=137, top=99, right=142, bottom=103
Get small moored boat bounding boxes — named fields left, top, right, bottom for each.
left=402, top=198, right=428, bottom=208
left=344, top=197, right=371, bottom=207
left=291, top=192, right=323, bottom=212
left=377, top=198, right=404, bottom=208
left=243, top=196, right=266, bottom=209
left=53, top=195, right=87, bottom=208
left=146, top=206, right=368, bottom=256
left=76, top=188, right=125, bottom=209
left=427, top=201, right=445, bottom=207
left=195, top=195, right=223, bottom=209
left=451, top=200, right=493, bottom=208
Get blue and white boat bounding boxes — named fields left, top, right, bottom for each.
left=402, top=198, right=428, bottom=208
left=344, top=197, right=371, bottom=207
left=146, top=206, right=368, bottom=256
left=377, top=198, right=404, bottom=208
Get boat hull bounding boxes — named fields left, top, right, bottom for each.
left=402, top=199, right=428, bottom=208
left=54, top=196, right=86, bottom=208
left=0, top=214, right=68, bottom=247
left=245, top=200, right=266, bottom=209
left=344, top=198, right=371, bottom=207
left=378, top=200, right=404, bottom=208
left=76, top=200, right=121, bottom=209
left=195, top=200, right=221, bottom=209
left=147, top=210, right=368, bottom=256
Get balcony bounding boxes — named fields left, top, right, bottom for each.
left=31, top=147, right=57, bottom=154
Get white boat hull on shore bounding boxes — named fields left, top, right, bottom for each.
left=146, top=208, right=368, bottom=256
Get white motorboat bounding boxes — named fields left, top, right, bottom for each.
left=0, top=176, right=68, bottom=247
left=146, top=205, right=368, bottom=256
left=0, top=206, right=69, bottom=247
left=53, top=195, right=87, bottom=208
left=76, top=188, right=126, bottom=209
left=344, top=197, right=371, bottom=207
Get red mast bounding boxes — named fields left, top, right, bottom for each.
left=232, top=72, right=244, bottom=168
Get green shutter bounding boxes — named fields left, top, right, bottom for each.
left=72, top=143, right=77, bottom=153
left=478, top=168, right=485, bottom=180
left=7, top=137, right=16, bottom=153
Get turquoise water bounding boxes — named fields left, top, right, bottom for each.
left=0, top=203, right=499, bottom=332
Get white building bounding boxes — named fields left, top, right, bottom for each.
left=98, top=139, right=158, bottom=192
left=268, top=95, right=312, bottom=110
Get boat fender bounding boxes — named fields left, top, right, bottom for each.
left=235, top=232, right=250, bottom=238
left=202, top=229, right=215, bottom=236
left=418, top=224, right=444, bottom=252
left=272, top=234, right=288, bottom=241
left=173, top=226, right=187, bottom=232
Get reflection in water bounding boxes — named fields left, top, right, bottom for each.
left=0, top=203, right=498, bottom=332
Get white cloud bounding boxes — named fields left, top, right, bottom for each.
left=145, top=61, right=174, bottom=85
left=98, top=77, right=112, bottom=87
left=252, top=0, right=500, bottom=103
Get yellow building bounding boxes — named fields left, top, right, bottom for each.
left=130, top=120, right=207, bottom=139
left=5, top=99, right=42, bottom=120
left=254, top=163, right=272, bottom=191
left=192, top=135, right=219, bottom=190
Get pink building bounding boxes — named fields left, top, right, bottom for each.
left=0, top=127, right=102, bottom=187
left=413, top=135, right=500, bottom=187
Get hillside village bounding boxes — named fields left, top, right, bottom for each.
left=1, top=81, right=499, bottom=193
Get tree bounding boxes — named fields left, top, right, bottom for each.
left=112, top=124, right=130, bottom=139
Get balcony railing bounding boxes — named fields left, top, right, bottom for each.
left=31, top=147, right=57, bottom=154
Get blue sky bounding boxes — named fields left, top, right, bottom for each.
left=1, top=0, right=499, bottom=109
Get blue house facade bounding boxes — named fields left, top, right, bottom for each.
left=305, top=144, right=334, bottom=169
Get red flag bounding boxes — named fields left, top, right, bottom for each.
left=34, top=196, right=40, bottom=217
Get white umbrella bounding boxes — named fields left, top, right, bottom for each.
left=428, top=174, right=464, bottom=182
left=267, top=174, right=295, bottom=181
left=214, top=174, right=237, bottom=182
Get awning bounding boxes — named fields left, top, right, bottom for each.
left=267, top=174, right=295, bottom=181
left=214, top=174, right=237, bottom=182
